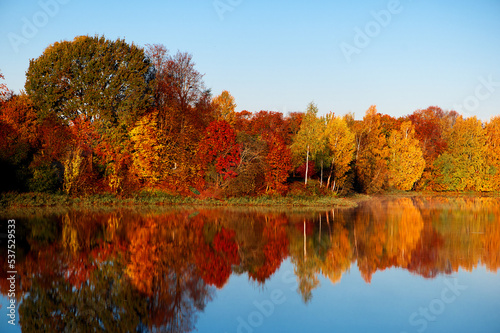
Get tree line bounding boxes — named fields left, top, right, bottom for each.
left=1, top=35, right=499, bottom=196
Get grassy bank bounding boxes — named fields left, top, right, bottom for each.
left=0, top=191, right=367, bottom=210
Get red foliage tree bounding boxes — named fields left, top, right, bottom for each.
left=296, top=160, right=316, bottom=179
left=197, top=120, right=241, bottom=185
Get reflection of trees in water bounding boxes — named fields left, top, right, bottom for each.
left=2, top=198, right=499, bottom=330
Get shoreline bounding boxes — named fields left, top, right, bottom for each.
left=1, top=190, right=499, bottom=212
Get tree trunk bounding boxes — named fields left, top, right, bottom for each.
left=320, top=160, right=323, bottom=187
left=326, top=159, right=334, bottom=189
left=305, top=146, right=309, bottom=185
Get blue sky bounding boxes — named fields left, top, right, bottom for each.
left=1, top=0, right=499, bottom=120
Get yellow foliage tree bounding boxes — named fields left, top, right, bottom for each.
left=485, top=116, right=500, bottom=191
left=324, top=113, right=355, bottom=193
left=212, top=90, right=236, bottom=126
left=434, top=116, right=490, bottom=191
left=130, top=111, right=166, bottom=187
left=387, top=121, right=425, bottom=190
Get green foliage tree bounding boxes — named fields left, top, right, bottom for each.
left=434, top=116, right=490, bottom=191
left=25, top=35, right=154, bottom=128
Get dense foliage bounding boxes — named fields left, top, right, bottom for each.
left=1, top=35, right=499, bottom=196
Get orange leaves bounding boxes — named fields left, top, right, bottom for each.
left=263, top=134, right=292, bottom=195
left=354, top=106, right=390, bottom=193
left=387, top=121, right=425, bottom=190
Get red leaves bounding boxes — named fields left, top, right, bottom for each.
left=198, top=120, right=241, bottom=183
left=296, top=161, right=316, bottom=179
left=195, top=227, right=240, bottom=288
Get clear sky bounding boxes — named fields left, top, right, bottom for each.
left=1, top=0, right=499, bottom=120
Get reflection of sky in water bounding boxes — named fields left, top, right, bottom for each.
left=197, top=260, right=500, bottom=333
left=1, top=197, right=500, bottom=332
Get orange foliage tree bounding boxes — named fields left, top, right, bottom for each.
left=354, top=106, right=390, bottom=193
left=263, top=134, right=292, bottom=194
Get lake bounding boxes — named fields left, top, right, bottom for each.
left=1, top=196, right=499, bottom=332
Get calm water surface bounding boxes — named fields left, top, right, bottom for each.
left=1, top=196, right=499, bottom=332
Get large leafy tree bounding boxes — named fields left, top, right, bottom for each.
left=387, top=121, right=425, bottom=190
left=354, top=106, right=390, bottom=193
left=407, top=107, right=449, bottom=189
left=145, top=44, right=214, bottom=190
left=434, top=116, right=490, bottom=191
left=197, top=120, right=241, bottom=187
left=25, top=35, right=154, bottom=127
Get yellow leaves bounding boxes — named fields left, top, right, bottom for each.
left=63, top=146, right=84, bottom=195
left=324, top=113, right=355, bottom=192
left=388, top=121, right=425, bottom=190
left=436, top=116, right=490, bottom=191
left=130, top=111, right=165, bottom=186
left=212, top=90, right=236, bottom=125
left=485, top=116, right=500, bottom=190
left=355, top=106, right=391, bottom=193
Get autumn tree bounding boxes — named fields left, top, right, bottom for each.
left=387, top=121, right=425, bottom=190
left=212, top=90, right=236, bottom=125
left=434, top=116, right=490, bottom=191
left=26, top=35, right=153, bottom=127
left=197, top=120, right=241, bottom=188
left=354, top=106, right=390, bottom=193
left=24, top=36, right=155, bottom=193
left=0, top=93, right=39, bottom=191
left=485, top=116, right=500, bottom=191
left=291, top=102, right=325, bottom=185
left=62, top=115, right=100, bottom=195
left=129, top=110, right=171, bottom=187
left=324, top=112, right=355, bottom=193
left=407, top=107, right=448, bottom=189
left=263, top=134, right=292, bottom=194
left=145, top=44, right=214, bottom=191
